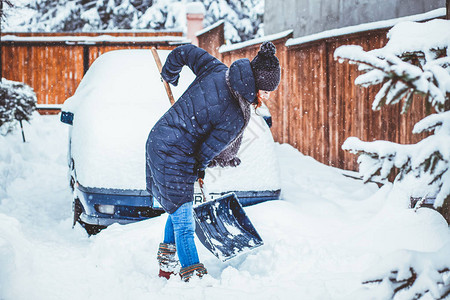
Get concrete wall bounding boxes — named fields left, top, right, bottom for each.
left=264, top=0, right=445, bottom=37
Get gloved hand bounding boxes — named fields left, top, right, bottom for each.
left=197, top=169, right=205, bottom=180
left=194, top=161, right=205, bottom=180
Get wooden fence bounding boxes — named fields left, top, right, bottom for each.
left=197, top=21, right=225, bottom=60
left=1, top=31, right=185, bottom=114
left=0, top=21, right=438, bottom=171
left=197, top=24, right=432, bottom=171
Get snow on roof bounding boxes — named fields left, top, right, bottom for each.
left=1, top=34, right=189, bottom=44
left=286, top=7, right=446, bottom=47
left=185, top=2, right=205, bottom=14
left=219, top=30, right=293, bottom=53
left=196, top=20, right=225, bottom=37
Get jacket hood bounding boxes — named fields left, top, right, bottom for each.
left=228, top=58, right=257, bottom=104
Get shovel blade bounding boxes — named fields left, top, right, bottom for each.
left=193, top=193, right=263, bottom=261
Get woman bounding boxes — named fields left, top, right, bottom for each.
left=146, top=41, right=281, bottom=281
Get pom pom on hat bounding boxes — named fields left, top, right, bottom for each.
left=258, top=41, right=276, bottom=57
left=250, top=41, right=281, bottom=91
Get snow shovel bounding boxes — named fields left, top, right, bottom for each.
left=193, top=179, right=264, bottom=261
left=151, top=48, right=264, bottom=261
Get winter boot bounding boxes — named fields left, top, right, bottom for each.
left=157, top=243, right=180, bottom=279
left=179, top=263, right=208, bottom=282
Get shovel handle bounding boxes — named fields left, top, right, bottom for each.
left=151, top=47, right=175, bottom=106
left=198, top=178, right=208, bottom=202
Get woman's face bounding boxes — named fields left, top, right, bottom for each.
left=258, top=90, right=271, bottom=101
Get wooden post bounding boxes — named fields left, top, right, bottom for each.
left=83, top=46, right=90, bottom=74
left=1, top=0, right=3, bottom=82
left=19, top=120, right=26, bottom=142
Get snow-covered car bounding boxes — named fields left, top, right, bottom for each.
left=61, top=49, right=281, bottom=234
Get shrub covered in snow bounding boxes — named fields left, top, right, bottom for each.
left=335, top=19, right=450, bottom=299
left=0, top=78, right=37, bottom=135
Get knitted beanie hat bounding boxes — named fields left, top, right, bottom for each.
left=250, top=41, right=281, bottom=91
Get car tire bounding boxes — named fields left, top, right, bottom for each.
left=72, top=198, right=106, bottom=236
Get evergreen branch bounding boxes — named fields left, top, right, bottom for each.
left=336, top=45, right=449, bottom=113
left=401, top=89, right=415, bottom=114
left=363, top=267, right=450, bottom=299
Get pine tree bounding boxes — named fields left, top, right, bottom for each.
left=335, top=19, right=450, bottom=299
left=1, top=0, right=13, bottom=20
left=17, top=0, right=263, bottom=42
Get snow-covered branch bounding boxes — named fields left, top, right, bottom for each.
left=343, top=127, right=450, bottom=208
left=361, top=243, right=450, bottom=299
left=334, top=43, right=449, bottom=113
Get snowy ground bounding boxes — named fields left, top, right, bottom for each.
left=1, top=114, right=449, bottom=300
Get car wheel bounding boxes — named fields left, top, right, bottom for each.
left=72, top=198, right=106, bottom=235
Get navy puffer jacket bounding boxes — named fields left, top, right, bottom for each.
left=145, top=44, right=257, bottom=214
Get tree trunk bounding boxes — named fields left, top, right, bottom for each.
left=438, top=195, right=450, bottom=225
left=447, top=0, right=450, bottom=20
left=1, top=0, right=3, bottom=82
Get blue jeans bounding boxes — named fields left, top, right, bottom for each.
left=163, top=202, right=200, bottom=268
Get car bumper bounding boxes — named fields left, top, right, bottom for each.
left=75, top=184, right=164, bottom=226
left=75, top=184, right=281, bottom=227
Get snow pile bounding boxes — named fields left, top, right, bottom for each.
left=1, top=115, right=449, bottom=299
left=186, top=2, right=205, bottom=15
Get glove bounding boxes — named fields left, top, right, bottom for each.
left=197, top=169, right=205, bottom=180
